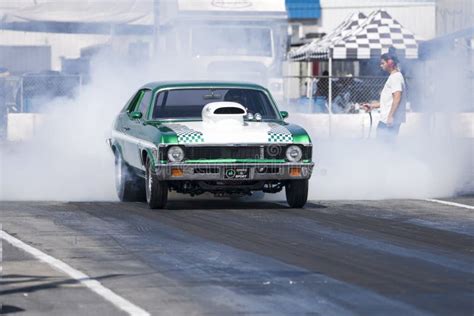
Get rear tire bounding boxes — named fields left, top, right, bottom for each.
left=145, top=157, right=168, bottom=209
left=115, top=152, right=146, bottom=202
left=285, top=179, right=308, bottom=208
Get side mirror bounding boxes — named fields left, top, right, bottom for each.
left=130, top=111, right=143, bottom=119
left=280, top=111, right=289, bottom=119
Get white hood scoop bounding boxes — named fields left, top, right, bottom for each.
left=202, top=102, right=247, bottom=126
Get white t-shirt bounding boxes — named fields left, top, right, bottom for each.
left=380, top=71, right=406, bottom=124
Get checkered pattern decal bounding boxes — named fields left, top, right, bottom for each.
left=166, top=124, right=204, bottom=144
left=268, top=124, right=293, bottom=143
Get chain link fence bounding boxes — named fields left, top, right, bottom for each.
left=1, top=76, right=22, bottom=139
left=1, top=74, right=81, bottom=114
left=283, top=75, right=396, bottom=114
left=0, top=74, right=82, bottom=140
left=21, top=74, right=82, bottom=112
left=4, top=77, right=22, bottom=112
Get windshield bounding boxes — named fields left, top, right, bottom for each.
left=151, top=88, right=279, bottom=120
left=192, top=27, right=272, bottom=57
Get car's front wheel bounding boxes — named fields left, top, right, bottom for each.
left=285, top=179, right=308, bottom=208
left=145, top=157, right=168, bottom=209
left=115, top=152, right=145, bottom=202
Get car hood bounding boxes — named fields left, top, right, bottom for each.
left=155, top=121, right=310, bottom=145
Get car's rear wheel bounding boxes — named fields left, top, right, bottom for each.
left=145, top=157, right=168, bottom=209
left=285, top=179, right=308, bottom=208
left=115, top=152, right=146, bottom=202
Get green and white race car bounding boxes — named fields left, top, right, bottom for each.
left=108, top=81, right=314, bottom=209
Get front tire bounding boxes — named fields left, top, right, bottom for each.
left=145, top=157, right=168, bottom=209
left=285, top=179, right=308, bottom=208
left=115, top=152, right=146, bottom=202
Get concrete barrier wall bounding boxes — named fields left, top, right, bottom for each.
left=7, top=112, right=474, bottom=141
left=289, top=112, right=474, bottom=139
left=7, top=113, right=44, bottom=141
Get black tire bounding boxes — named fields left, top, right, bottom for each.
left=145, top=157, right=168, bottom=209
left=285, top=179, right=308, bottom=208
left=115, top=152, right=146, bottom=202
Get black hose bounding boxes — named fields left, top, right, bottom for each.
left=368, top=111, right=373, bottom=138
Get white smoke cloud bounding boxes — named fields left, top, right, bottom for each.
left=295, top=42, right=473, bottom=200
left=0, top=3, right=472, bottom=202
left=0, top=13, right=287, bottom=201
left=0, top=54, right=155, bottom=201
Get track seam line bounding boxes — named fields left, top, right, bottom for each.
left=0, top=230, right=150, bottom=316
left=424, top=199, right=474, bottom=210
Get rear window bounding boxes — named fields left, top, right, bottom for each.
left=151, top=88, right=278, bottom=120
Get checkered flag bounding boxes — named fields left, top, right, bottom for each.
left=167, top=124, right=204, bottom=144
left=268, top=124, right=293, bottom=143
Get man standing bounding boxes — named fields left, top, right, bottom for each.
left=363, top=52, right=406, bottom=140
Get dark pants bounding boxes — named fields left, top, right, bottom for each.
left=376, top=121, right=401, bottom=142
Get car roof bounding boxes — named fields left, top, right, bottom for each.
left=141, top=81, right=268, bottom=92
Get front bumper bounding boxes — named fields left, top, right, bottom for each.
left=153, top=162, right=314, bottom=181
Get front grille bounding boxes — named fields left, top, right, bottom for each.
left=185, top=146, right=262, bottom=160
left=256, top=167, right=280, bottom=174
left=177, top=145, right=311, bottom=161
left=194, top=167, right=219, bottom=174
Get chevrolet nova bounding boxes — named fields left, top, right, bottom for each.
left=108, top=82, right=314, bottom=209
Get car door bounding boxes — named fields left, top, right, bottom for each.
left=117, top=90, right=144, bottom=168
left=126, top=89, right=153, bottom=169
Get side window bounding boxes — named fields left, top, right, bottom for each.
left=152, top=91, right=165, bottom=119
left=126, top=90, right=144, bottom=113
left=136, top=90, right=153, bottom=118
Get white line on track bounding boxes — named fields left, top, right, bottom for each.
left=424, top=199, right=474, bottom=210
left=0, top=230, right=150, bottom=316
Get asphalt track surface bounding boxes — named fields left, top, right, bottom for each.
left=1, top=197, right=473, bottom=315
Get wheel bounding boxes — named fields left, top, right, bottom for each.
left=115, top=152, right=146, bottom=202
left=145, top=156, right=168, bottom=209
left=285, top=179, right=308, bottom=208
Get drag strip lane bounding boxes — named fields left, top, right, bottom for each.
left=1, top=199, right=473, bottom=315
left=1, top=230, right=150, bottom=316
left=69, top=199, right=474, bottom=315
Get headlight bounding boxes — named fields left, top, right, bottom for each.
left=167, top=146, right=184, bottom=162
left=285, top=145, right=303, bottom=162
